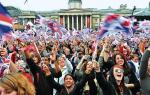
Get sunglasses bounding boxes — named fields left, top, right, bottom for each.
left=114, top=69, right=124, bottom=73
left=114, top=49, right=118, bottom=51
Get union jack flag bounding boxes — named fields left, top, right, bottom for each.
left=0, top=3, right=13, bottom=36
left=97, top=13, right=133, bottom=39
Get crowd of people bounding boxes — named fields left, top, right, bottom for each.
left=0, top=28, right=149, bottom=95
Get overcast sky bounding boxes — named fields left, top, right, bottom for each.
left=1, top=0, right=150, bottom=11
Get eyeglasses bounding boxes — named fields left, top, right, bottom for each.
left=114, top=49, right=118, bottom=51
left=114, top=69, right=124, bottom=73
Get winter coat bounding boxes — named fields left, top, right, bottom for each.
left=139, top=50, right=150, bottom=95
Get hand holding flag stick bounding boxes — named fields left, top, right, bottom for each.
left=92, top=41, right=98, bottom=61
left=22, top=42, right=41, bottom=59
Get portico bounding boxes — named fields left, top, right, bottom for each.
left=60, top=15, right=91, bottom=30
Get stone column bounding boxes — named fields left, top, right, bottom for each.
left=60, top=16, right=63, bottom=25
left=23, top=18, right=25, bottom=25
left=87, top=15, right=90, bottom=28
left=77, top=15, right=78, bottom=30
left=72, top=15, right=74, bottom=29
left=85, top=15, right=87, bottom=28
left=67, top=15, right=70, bottom=30
left=81, top=15, right=83, bottom=30
left=90, top=16, right=92, bottom=28
left=63, top=16, right=65, bottom=27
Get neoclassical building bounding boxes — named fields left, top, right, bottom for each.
left=38, top=0, right=102, bottom=30
left=6, top=0, right=146, bottom=30
left=57, top=0, right=101, bottom=30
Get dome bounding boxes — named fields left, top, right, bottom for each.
left=68, top=0, right=82, bottom=9
left=68, top=0, right=82, bottom=4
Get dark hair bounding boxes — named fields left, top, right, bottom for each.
left=112, top=53, right=127, bottom=65
left=109, top=65, right=127, bottom=95
left=112, top=53, right=131, bottom=75
left=130, top=53, right=139, bottom=60
left=32, top=53, right=41, bottom=64
left=64, top=74, right=75, bottom=81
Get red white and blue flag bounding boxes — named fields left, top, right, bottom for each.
left=35, top=15, right=47, bottom=25
left=97, top=13, right=133, bottom=39
left=47, top=20, right=63, bottom=38
left=0, top=3, right=13, bottom=36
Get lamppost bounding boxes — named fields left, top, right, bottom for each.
left=132, top=6, right=136, bottom=17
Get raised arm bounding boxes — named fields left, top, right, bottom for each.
left=62, top=54, right=73, bottom=73
left=43, top=64, right=62, bottom=91
left=94, top=62, right=116, bottom=95
left=24, top=51, right=41, bottom=74
left=139, top=47, right=150, bottom=79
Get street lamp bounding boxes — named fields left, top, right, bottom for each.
left=132, top=6, right=136, bottom=16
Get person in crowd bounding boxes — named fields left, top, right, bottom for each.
left=112, top=45, right=120, bottom=56
left=98, top=43, right=114, bottom=77
left=0, top=46, right=12, bottom=77
left=53, top=54, right=73, bottom=95
left=24, top=50, right=54, bottom=95
left=128, top=53, right=140, bottom=80
left=42, top=56, right=62, bottom=78
left=96, top=63, right=131, bottom=95
left=43, top=59, right=92, bottom=95
left=118, top=42, right=131, bottom=61
left=55, top=54, right=73, bottom=85
left=140, top=47, right=150, bottom=95
left=113, top=53, right=141, bottom=95
left=75, top=55, right=103, bottom=95
left=138, top=39, right=147, bottom=55
left=0, top=72, right=35, bottom=95
left=32, top=53, right=41, bottom=65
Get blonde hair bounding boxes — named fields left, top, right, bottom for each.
left=0, top=73, right=35, bottom=95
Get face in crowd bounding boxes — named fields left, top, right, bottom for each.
left=131, top=54, right=139, bottom=63
left=43, top=57, right=50, bottom=66
left=32, top=53, right=41, bottom=65
left=114, top=54, right=125, bottom=66
left=58, top=56, right=66, bottom=68
left=64, top=74, right=75, bottom=89
left=0, top=86, right=17, bottom=95
left=84, top=61, right=93, bottom=73
left=0, top=47, right=8, bottom=57
left=122, top=47, right=128, bottom=56
left=113, top=65, right=124, bottom=81
left=113, top=47, right=119, bottom=55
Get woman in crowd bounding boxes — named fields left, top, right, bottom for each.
left=128, top=53, right=140, bottom=80
left=95, top=63, right=131, bottom=95
left=55, top=54, right=73, bottom=85
left=75, top=54, right=103, bottom=95
left=25, top=50, right=54, bottom=95
left=43, top=59, right=92, bottom=95
left=112, top=53, right=141, bottom=95
left=0, top=72, right=35, bottom=95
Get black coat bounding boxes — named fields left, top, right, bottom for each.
left=139, top=50, right=150, bottom=95
left=47, top=73, right=88, bottom=95
left=26, top=58, right=54, bottom=95
left=96, top=72, right=116, bottom=95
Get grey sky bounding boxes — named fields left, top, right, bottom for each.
left=1, top=0, right=150, bottom=11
